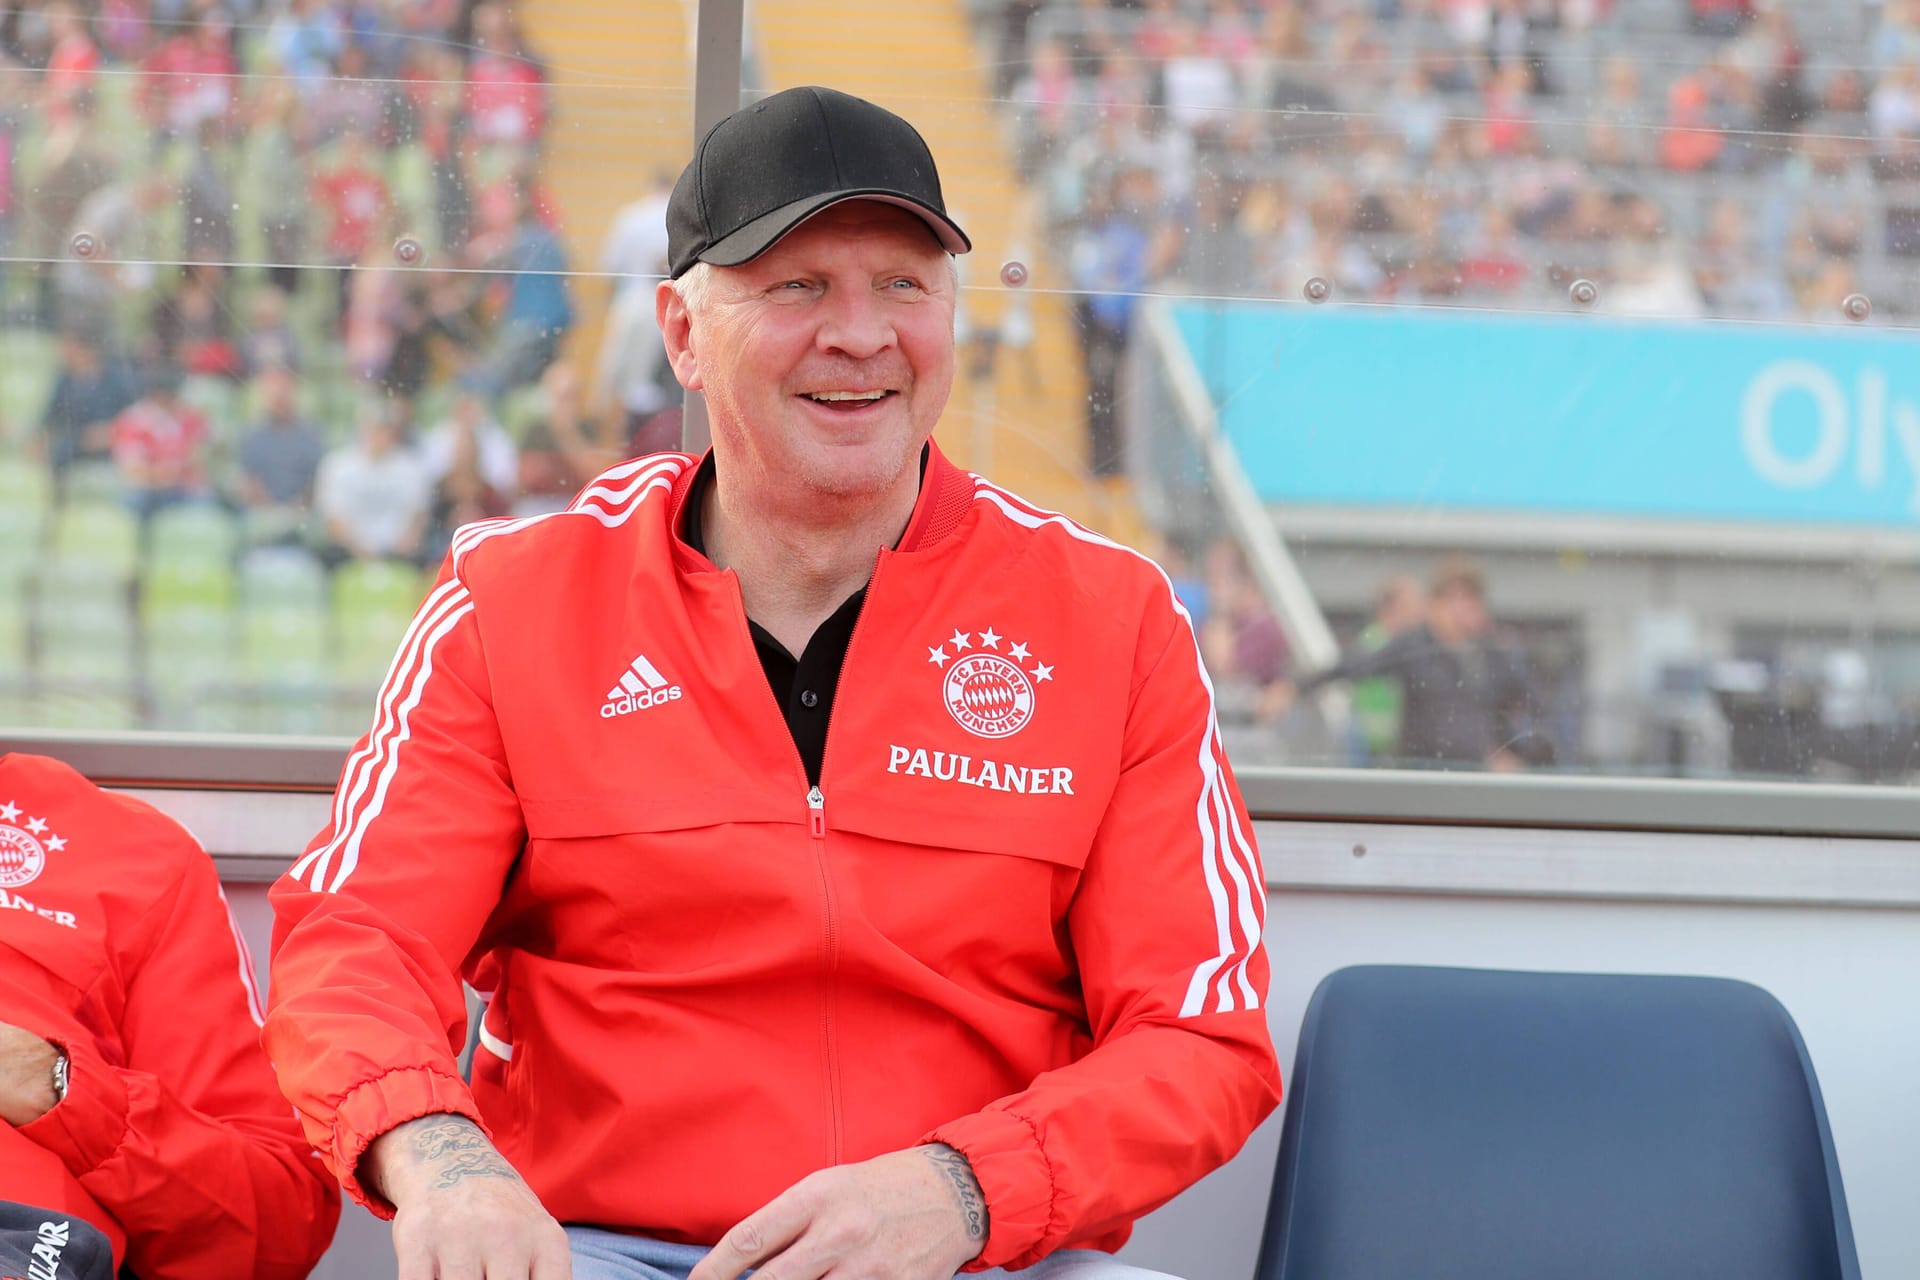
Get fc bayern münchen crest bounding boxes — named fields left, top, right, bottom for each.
left=927, top=626, right=1055, bottom=740
left=945, top=653, right=1035, bottom=739
left=0, top=823, right=47, bottom=889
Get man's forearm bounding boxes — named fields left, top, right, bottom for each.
left=922, top=1143, right=989, bottom=1247
left=365, top=1113, right=522, bottom=1206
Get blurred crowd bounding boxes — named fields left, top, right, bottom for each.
left=977, top=0, right=1918, bottom=469
left=0, top=0, right=702, bottom=735
left=1159, top=537, right=1559, bottom=770
left=0, top=0, right=697, bottom=569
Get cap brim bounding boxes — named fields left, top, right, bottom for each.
left=697, top=190, right=972, bottom=270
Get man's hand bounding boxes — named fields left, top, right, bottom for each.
left=364, top=1113, right=572, bottom=1280
left=0, top=1021, right=61, bottom=1127
left=692, top=1144, right=988, bottom=1280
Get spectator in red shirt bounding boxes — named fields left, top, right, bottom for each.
left=312, top=132, right=391, bottom=265
left=136, top=13, right=238, bottom=142
left=311, top=132, right=391, bottom=319
left=1660, top=71, right=1726, bottom=171
left=110, top=366, right=212, bottom=522
left=465, top=2, right=548, bottom=148
left=42, top=1, right=99, bottom=128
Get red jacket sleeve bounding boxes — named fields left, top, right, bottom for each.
left=926, top=601, right=1282, bottom=1269
left=17, top=847, right=341, bottom=1280
left=265, top=564, right=527, bottom=1212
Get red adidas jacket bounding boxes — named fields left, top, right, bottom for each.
left=0, top=752, right=340, bottom=1278
left=266, top=447, right=1279, bottom=1269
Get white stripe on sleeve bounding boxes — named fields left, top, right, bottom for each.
left=971, top=480, right=1262, bottom=1018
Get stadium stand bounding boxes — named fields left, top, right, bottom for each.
left=1, top=0, right=1911, bottom=774
left=0, top=0, right=571, bottom=735
left=984, top=0, right=1914, bottom=323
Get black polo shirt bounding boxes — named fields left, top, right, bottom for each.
left=681, top=457, right=866, bottom=786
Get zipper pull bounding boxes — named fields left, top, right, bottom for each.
left=807, top=786, right=826, bottom=838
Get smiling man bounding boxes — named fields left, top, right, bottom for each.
left=265, top=86, right=1279, bottom=1280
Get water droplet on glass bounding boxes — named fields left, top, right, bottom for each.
left=1843, top=293, right=1872, bottom=322
left=999, top=260, right=1028, bottom=288
left=69, top=232, right=98, bottom=259
left=1569, top=278, right=1599, bottom=306
left=1303, top=276, right=1331, bottom=303
left=393, top=237, right=424, bottom=266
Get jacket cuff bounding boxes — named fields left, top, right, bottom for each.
left=923, top=1108, right=1058, bottom=1270
left=330, top=1066, right=488, bottom=1217
left=18, top=1034, right=131, bottom=1180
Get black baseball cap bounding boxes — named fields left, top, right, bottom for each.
left=667, top=86, right=971, bottom=279
left=0, top=1203, right=114, bottom=1280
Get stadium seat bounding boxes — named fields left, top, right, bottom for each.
left=0, top=456, right=51, bottom=516
left=0, top=603, right=27, bottom=682
left=240, top=546, right=329, bottom=611
left=0, top=331, right=56, bottom=429
left=145, top=605, right=237, bottom=711
left=242, top=604, right=329, bottom=687
left=36, top=686, right=141, bottom=731
left=148, top=504, right=242, bottom=568
left=50, top=501, right=141, bottom=583
left=0, top=688, right=38, bottom=730
left=1257, top=965, right=1860, bottom=1280
left=332, top=560, right=429, bottom=684
left=334, top=614, right=414, bottom=685
left=35, top=594, right=137, bottom=667
left=333, top=558, right=430, bottom=619
left=0, top=470, right=45, bottom=592
left=59, top=461, right=121, bottom=505
left=144, top=563, right=238, bottom=617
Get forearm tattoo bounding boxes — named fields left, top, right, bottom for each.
left=925, top=1144, right=990, bottom=1242
left=403, top=1115, right=523, bottom=1189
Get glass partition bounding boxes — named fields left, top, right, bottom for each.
left=0, top=1, right=693, bottom=736
left=4, top=0, right=1918, bottom=789
left=913, top=0, right=1920, bottom=784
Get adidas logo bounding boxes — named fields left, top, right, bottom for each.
left=601, top=653, right=685, bottom=718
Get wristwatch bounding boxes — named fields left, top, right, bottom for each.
left=50, top=1049, right=69, bottom=1105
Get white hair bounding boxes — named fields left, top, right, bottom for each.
left=671, top=261, right=715, bottom=316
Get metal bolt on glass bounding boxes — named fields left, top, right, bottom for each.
left=69, top=232, right=99, bottom=260
left=1303, top=276, right=1331, bottom=303
left=998, top=260, right=1028, bottom=288
left=1569, top=278, right=1599, bottom=306
left=1843, top=293, right=1872, bottom=322
left=393, top=237, right=424, bottom=266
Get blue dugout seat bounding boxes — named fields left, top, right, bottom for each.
left=1257, top=965, right=1860, bottom=1280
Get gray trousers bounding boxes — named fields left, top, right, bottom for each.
left=565, top=1226, right=1184, bottom=1280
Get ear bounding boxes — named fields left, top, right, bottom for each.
left=656, top=280, right=705, bottom=392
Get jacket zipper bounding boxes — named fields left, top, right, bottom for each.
left=806, top=783, right=841, bottom=1166
left=793, top=549, right=889, bottom=1168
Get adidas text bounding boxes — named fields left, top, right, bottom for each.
left=601, top=686, right=684, bottom=717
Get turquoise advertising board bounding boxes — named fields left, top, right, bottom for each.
left=1171, top=303, right=1920, bottom=527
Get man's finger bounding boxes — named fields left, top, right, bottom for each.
left=480, top=1244, right=535, bottom=1280
left=748, top=1232, right=842, bottom=1280
left=690, top=1197, right=813, bottom=1280
left=530, top=1231, right=574, bottom=1280
left=393, top=1238, right=435, bottom=1280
